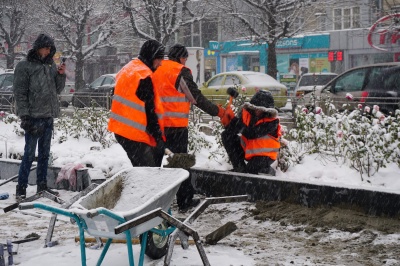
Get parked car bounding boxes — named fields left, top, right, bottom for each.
left=72, top=73, right=116, bottom=108
left=59, top=82, right=75, bottom=107
left=301, top=62, right=400, bottom=114
left=200, top=71, right=288, bottom=108
left=0, top=71, right=14, bottom=112
left=294, top=72, right=338, bottom=98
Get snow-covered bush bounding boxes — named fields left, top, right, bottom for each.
left=286, top=105, right=400, bottom=180
left=54, top=104, right=116, bottom=148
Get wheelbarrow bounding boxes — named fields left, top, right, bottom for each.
left=19, top=167, right=189, bottom=266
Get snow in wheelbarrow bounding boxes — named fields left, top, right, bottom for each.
left=69, top=167, right=189, bottom=240
left=19, top=167, right=189, bottom=266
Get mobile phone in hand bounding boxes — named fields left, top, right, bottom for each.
left=58, top=57, right=66, bottom=71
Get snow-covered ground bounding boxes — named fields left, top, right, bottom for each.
left=0, top=115, right=399, bottom=265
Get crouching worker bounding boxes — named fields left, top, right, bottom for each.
left=220, top=90, right=281, bottom=175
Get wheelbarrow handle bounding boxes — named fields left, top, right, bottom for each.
left=19, top=203, right=35, bottom=210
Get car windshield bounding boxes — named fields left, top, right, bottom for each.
left=299, top=75, right=336, bottom=86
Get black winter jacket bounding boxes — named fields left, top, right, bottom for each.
left=14, top=35, right=66, bottom=118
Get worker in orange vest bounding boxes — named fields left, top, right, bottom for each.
left=108, top=39, right=166, bottom=167
left=221, top=90, right=281, bottom=175
left=153, top=44, right=225, bottom=211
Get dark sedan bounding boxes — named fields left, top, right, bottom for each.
left=72, top=73, right=116, bottom=108
left=301, top=62, right=400, bottom=115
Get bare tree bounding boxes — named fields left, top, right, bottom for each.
left=214, top=0, right=313, bottom=78
left=121, top=0, right=212, bottom=45
left=38, top=0, right=124, bottom=90
left=0, top=0, right=34, bottom=69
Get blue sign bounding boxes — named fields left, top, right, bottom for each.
left=276, top=38, right=304, bottom=49
left=209, top=41, right=219, bottom=50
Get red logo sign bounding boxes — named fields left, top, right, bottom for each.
left=368, top=13, right=400, bottom=52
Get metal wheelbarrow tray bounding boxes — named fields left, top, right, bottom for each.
left=19, top=167, right=189, bottom=266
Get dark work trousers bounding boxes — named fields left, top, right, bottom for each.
left=18, top=118, right=53, bottom=188
left=221, top=129, right=246, bottom=171
left=221, top=129, right=275, bottom=174
left=163, top=127, right=195, bottom=209
left=115, top=134, right=157, bottom=167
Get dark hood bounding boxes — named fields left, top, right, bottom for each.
left=243, top=90, right=278, bottom=119
left=137, top=39, right=165, bottom=72
left=168, top=43, right=188, bottom=63
left=27, top=34, right=56, bottom=64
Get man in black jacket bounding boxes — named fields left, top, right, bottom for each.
left=14, top=33, right=66, bottom=199
left=153, top=44, right=225, bottom=211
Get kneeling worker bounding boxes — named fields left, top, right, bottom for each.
left=220, top=90, right=281, bottom=175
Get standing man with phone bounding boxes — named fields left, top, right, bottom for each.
left=13, top=33, right=66, bottom=199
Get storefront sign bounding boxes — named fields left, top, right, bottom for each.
left=209, top=41, right=220, bottom=50
left=276, top=37, right=304, bottom=49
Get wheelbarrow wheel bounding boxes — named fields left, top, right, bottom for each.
left=140, top=221, right=169, bottom=259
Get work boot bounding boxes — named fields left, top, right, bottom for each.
left=260, top=167, right=276, bottom=176
left=37, top=183, right=60, bottom=197
left=16, top=185, right=26, bottom=200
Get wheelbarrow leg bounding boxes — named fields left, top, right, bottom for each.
left=96, top=238, right=112, bottom=266
left=139, top=232, right=148, bottom=266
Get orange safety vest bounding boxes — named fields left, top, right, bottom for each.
left=152, top=60, right=191, bottom=127
left=108, top=59, right=164, bottom=147
left=240, top=109, right=281, bottom=160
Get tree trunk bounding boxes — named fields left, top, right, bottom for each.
left=6, top=47, right=16, bottom=69
left=267, top=42, right=277, bottom=79
left=75, top=53, right=85, bottom=91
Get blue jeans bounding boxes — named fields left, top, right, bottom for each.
left=18, top=118, right=53, bottom=188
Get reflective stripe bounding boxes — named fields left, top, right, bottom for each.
left=164, top=112, right=189, bottom=118
left=110, top=113, right=147, bottom=131
left=259, top=135, right=274, bottom=140
left=246, top=148, right=280, bottom=155
left=113, top=95, right=145, bottom=113
left=160, top=97, right=189, bottom=103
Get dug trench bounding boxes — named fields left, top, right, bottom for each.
left=187, top=168, right=400, bottom=265
left=179, top=199, right=400, bottom=265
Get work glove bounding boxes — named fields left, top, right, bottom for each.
left=20, top=116, right=45, bottom=136
left=217, top=104, right=226, bottom=119
left=220, top=105, right=235, bottom=127
left=20, top=115, right=33, bottom=132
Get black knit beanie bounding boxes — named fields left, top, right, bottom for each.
left=168, top=44, right=188, bottom=61
left=250, top=90, right=275, bottom=109
left=138, top=39, right=165, bottom=71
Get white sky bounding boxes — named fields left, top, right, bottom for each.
left=0, top=117, right=399, bottom=265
